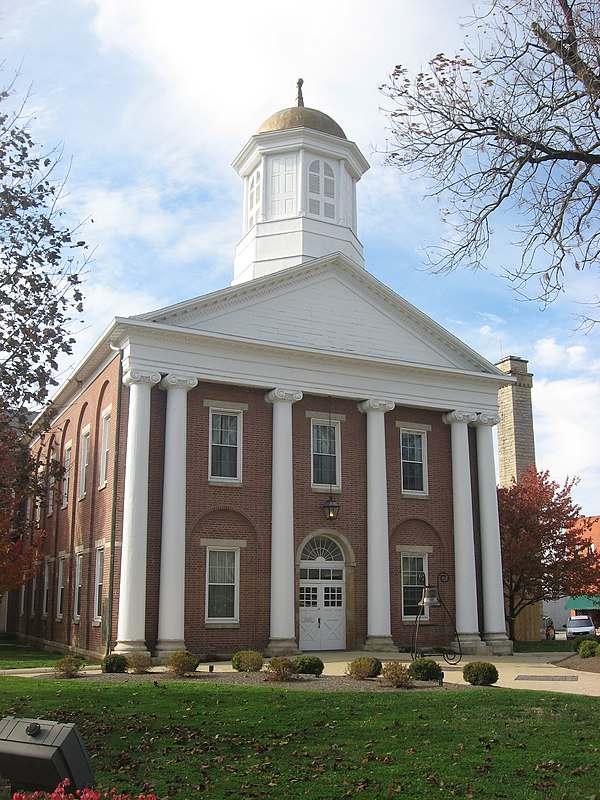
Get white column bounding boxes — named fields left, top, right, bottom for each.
left=155, top=373, right=198, bottom=658
left=473, top=414, right=512, bottom=654
left=265, top=387, right=303, bottom=654
left=115, top=368, right=161, bottom=655
left=358, top=398, right=397, bottom=652
left=443, top=410, right=485, bottom=652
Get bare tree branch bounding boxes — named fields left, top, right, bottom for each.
left=381, top=0, right=600, bottom=323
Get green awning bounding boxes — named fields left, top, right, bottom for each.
left=564, top=595, right=600, bottom=610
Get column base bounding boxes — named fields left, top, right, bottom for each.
left=483, top=632, right=514, bottom=655
left=363, top=636, right=398, bottom=653
left=453, top=634, right=491, bottom=655
left=113, top=640, right=151, bottom=659
left=265, top=638, right=299, bottom=656
left=154, top=639, right=187, bottom=663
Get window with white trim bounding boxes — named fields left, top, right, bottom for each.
left=79, top=428, right=90, bottom=499
left=205, top=547, right=239, bottom=622
left=57, top=557, right=66, bottom=618
left=30, top=576, right=37, bottom=616
left=62, top=443, right=72, bottom=508
left=42, top=561, right=50, bottom=617
left=34, top=467, right=42, bottom=523
left=47, top=464, right=55, bottom=516
left=311, top=420, right=340, bottom=489
left=99, top=410, right=111, bottom=487
left=401, top=428, right=428, bottom=494
left=209, top=410, right=242, bottom=482
left=308, top=159, right=336, bottom=219
left=401, top=553, right=428, bottom=619
left=19, top=584, right=25, bottom=617
left=74, top=553, right=83, bottom=620
left=247, top=168, right=261, bottom=229
left=94, top=546, right=104, bottom=620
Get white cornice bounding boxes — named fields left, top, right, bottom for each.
left=135, top=254, right=506, bottom=377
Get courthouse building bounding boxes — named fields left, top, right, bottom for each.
left=11, top=90, right=516, bottom=659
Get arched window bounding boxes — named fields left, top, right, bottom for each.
left=301, top=536, right=343, bottom=563
left=308, top=159, right=335, bottom=220
left=248, top=169, right=261, bottom=229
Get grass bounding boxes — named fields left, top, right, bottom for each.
left=0, top=677, right=598, bottom=799
left=0, top=638, right=70, bottom=670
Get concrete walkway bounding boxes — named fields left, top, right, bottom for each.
left=2, top=652, right=598, bottom=696
left=303, top=650, right=600, bottom=696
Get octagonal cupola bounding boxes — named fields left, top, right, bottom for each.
left=231, top=80, right=370, bottom=285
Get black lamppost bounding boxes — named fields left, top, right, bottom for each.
left=411, top=571, right=462, bottom=664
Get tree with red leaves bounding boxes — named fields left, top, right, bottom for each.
left=498, top=466, right=600, bottom=641
left=0, top=406, right=45, bottom=596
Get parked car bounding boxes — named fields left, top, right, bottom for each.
left=564, top=615, right=596, bottom=639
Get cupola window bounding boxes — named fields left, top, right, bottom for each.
left=308, top=159, right=335, bottom=220
left=247, top=168, right=261, bottom=229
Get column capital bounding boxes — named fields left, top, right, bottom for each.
left=471, top=412, right=501, bottom=427
left=160, top=373, right=198, bottom=392
left=266, top=387, right=303, bottom=404
left=443, top=409, right=478, bottom=425
left=358, top=398, right=395, bottom=414
left=123, top=368, right=161, bottom=388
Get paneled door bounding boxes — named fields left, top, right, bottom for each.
left=299, top=536, right=346, bottom=651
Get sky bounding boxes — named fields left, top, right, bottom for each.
left=2, top=0, right=599, bottom=515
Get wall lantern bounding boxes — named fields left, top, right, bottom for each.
left=322, top=395, right=340, bottom=521
left=322, top=496, right=340, bottom=520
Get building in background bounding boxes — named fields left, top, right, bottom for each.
left=11, top=89, right=517, bottom=658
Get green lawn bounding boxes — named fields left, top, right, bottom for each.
left=0, top=677, right=598, bottom=799
left=0, top=639, right=70, bottom=670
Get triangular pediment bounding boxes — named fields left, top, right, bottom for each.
left=136, top=255, right=500, bottom=375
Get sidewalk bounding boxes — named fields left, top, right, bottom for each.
left=2, top=652, right=598, bottom=696
left=303, top=650, right=600, bottom=696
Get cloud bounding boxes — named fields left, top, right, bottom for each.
left=533, top=377, right=600, bottom=513
left=533, top=337, right=596, bottom=372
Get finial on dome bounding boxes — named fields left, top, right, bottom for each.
left=296, top=78, right=304, bottom=107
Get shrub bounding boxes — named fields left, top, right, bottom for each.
left=231, top=650, right=264, bottom=672
left=127, top=652, right=153, bottom=673
left=166, top=650, right=200, bottom=677
left=573, top=634, right=600, bottom=653
left=347, top=656, right=382, bottom=680
left=577, top=640, right=599, bottom=659
left=294, top=654, right=324, bottom=675
left=101, top=653, right=128, bottom=673
left=409, top=658, right=444, bottom=682
left=381, top=661, right=413, bottom=688
left=265, top=656, right=298, bottom=681
left=463, top=661, right=499, bottom=686
left=53, top=656, right=84, bottom=679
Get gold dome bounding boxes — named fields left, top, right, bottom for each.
left=257, top=106, right=347, bottom=140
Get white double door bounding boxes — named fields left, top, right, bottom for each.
left=299, top=569, right=346, bottom=651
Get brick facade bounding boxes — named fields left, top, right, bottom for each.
left=15, top=368, right=490, bottom=657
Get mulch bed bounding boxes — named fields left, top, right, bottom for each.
left=64, top=669, right=469, bottom=692
left=554, top=653, right=600, bottom=674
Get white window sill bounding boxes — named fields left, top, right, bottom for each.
left=204, top=621, right=240, bottom=628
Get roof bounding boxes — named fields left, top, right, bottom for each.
left=257, top=106, right=347, bottom=139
